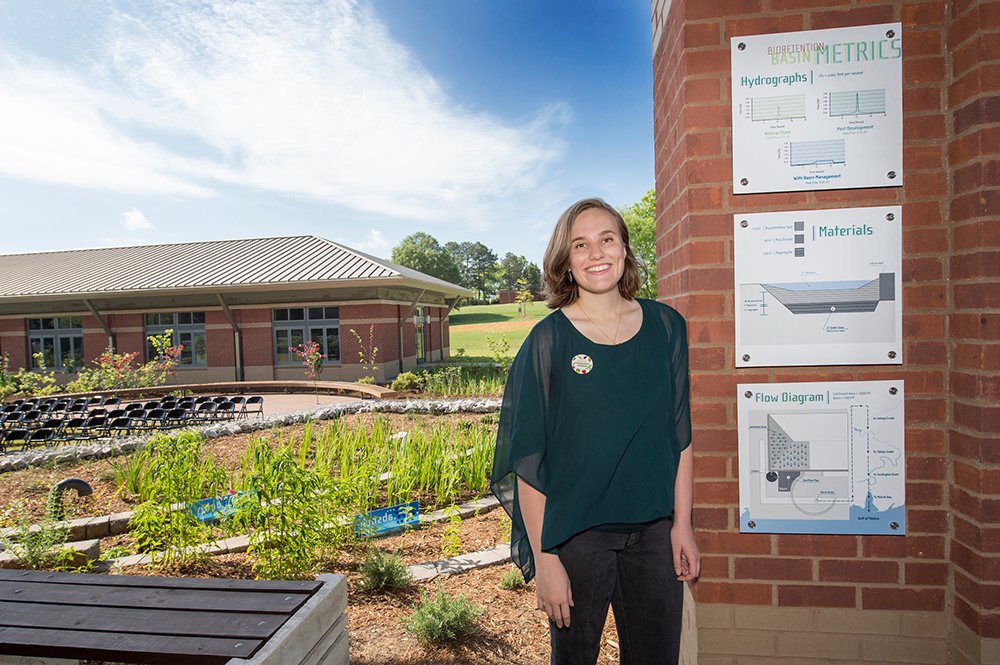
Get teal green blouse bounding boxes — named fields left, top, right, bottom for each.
left=490, top=298, right=691, bottom=582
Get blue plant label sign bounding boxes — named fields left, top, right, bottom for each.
left=190, top=491, right=253, bottom=522
left=354, top=500, right=419, bottom=537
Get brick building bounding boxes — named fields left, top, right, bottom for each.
left=650, top=0, right=997, bottom=662
left=0, top=236, right=471, bottom=384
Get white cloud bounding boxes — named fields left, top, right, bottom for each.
left=122, top=207, right=154, bottom=230
left=0, top=0, right=566, bottom=225
left=350, top=229, right=388, bottom=252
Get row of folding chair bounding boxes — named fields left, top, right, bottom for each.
left=0, top=394, right=265, bottom=453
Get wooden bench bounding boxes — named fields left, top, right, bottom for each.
left=0, top=570, right=347, bottom=665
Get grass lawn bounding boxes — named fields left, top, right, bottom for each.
left=447, top=302, right=549, bottom=360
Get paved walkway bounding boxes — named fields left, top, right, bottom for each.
left=257, top=393, right=361, bottom=417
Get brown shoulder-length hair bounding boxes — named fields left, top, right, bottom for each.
left=541, top=197, right=645, bottom=309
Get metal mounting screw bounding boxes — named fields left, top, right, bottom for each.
left=888, top=351, right=897, bottom=359
left=738, top=42, right=746, bottom=51
left=889, top=387, right=898, bottom=395
left=890, top=521, right=899, bottom=530
left=740, top=220, right=749, bottom=228
left=235, top=643, right=246, bottom=649
left=747, top=521, right=757, bottom=529
left=258, top=621, right=268, bottom=626
left=886, top=213, right=895, bottom=221
left=13, top=590, right=21, bottom=594
left=742, top=354, right=751, bottom=362
left=740, top=178, right=749, bottom=186
left=744, top=390, right=753, bottom=398
left=886, top=30, right=895, bottom=38
left=887, top=171, right=896, bottom=179
left=285, top=596, right=294, bottom=601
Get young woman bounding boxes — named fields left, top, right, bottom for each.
left=491, top=197, right=699, bottom=664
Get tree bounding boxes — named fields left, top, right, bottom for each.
left=466, top=242, right=498, bottom=303
left=619, top=189, right=657, bottom=300
left=523, top=262, right=542, bottom=293
left=392, top=233, right=462, bottom=285
left=444, top=241, right=474, bottom=288
left=499, top=253, right=529, bottom=290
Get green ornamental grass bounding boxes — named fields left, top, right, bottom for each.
left=403, top=584, right=484, bottom=643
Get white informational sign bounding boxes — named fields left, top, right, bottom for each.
left=731, top=23, right=903, bottom=194
left=738, top=380, right=905, bottom=535
left=735, top=206, right=902, bottom=368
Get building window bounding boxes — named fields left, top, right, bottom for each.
left=145, top=312, right=207, bottom=366
left=415, top=307, right=427, bottom=365
left=28, top=317, right=83, bottom=370
left=274, top=307, right=340, bottom=364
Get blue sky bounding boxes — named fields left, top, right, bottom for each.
left=0, top=0, right=654, bottom=267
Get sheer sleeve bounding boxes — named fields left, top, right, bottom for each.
left=490, top=320, right=554, bottom=582
left=657, top=303, right=692, bottom=451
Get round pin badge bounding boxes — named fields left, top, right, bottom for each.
left=571, top=354, right=593, bottom=375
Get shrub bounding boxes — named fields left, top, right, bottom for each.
left=403, top=584, right=483, bottom=643
left=390, top=371, right=419, bottom=391
left=500, top=567, right=525, bottom=590
left=358, top=548, right=413, bottom=591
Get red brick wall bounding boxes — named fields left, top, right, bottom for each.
left=107, top=313, right=145, bottom=361
left=206, top=310, right=235, bottom=368
left=236, top=307, right=273, bottom=367
left=946, top=0, right=1000, bottom=640
left=0, top=319, right=27, bottom=369
left=653, top=0, right=957, bottom=615
left=341, top=303, right=401, bottom=371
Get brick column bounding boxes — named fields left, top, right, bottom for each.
left=947, top=0, right=1000, bottom=658
left=653, top=0, right=957, bottom=661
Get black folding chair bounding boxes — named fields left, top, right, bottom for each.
left=240, top=396, right=264, bottom=419
left=60, top=417, right=87, bottom=441
left=212, top=402, right=237, bottom=422
left=136, top=409, right=166, bottom=432
left=191, top=402, right=218, bottom=423
left=28, top=428, right=54, bottom=449
left=106, top=417, right=133, bottom=437
left=162, top=408, right=188, bottom=429
left=81, top=416, right=107, bottom=439
left=2, top=429, right=30, bottom=453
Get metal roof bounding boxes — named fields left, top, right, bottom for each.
left=0, top=236, right=472, bottom=300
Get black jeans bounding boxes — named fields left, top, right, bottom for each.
left=550, top=517, right=683, bottom=665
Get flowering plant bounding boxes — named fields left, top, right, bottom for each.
left=293, top=340, right=325, bottom=380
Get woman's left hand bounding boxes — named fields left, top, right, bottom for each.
left=670, top=520, right=700, bottom=582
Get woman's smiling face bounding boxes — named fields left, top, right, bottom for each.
left=567, top=207, right=626, bottom=297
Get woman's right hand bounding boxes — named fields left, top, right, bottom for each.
left=535, top=551, right=573, bottom=628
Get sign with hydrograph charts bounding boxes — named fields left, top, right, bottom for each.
left=731, top=23, right=903, bottom=194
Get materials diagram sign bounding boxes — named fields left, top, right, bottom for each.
left=735, top=206, right=902, bottom=368
left=731, top=23, right=903, bottom=194
left=738, top=380, right=905, bottom=535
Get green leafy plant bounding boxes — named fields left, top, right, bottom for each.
left=66, top=332, right=181, bottom=393
left=404, top=584, right=484, bottom=643
left=441, top=504, right=463, bottom=558
left=485, top=334, right=513, bottom=374
left=358, top=548, right=413, bottom=591
left=390, top=371, right=419, bottom=391
left=500, top=567, right=525, bottom=590
left=235, top=439, right=330, bottom=580
left=104, top=544, right=136, bottom=559
left=0, top=500, right=70, bottom=570
left=128, top=431, right=221, bottom=566
left=349, top=325, right=380, bottom=383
